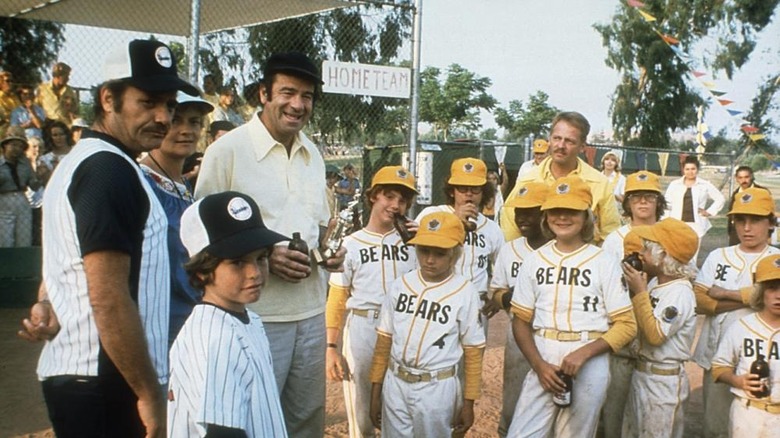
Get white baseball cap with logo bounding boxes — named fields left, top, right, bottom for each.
left=102, top=39, right=198, bottom=95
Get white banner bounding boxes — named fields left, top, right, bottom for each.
left=322, top=60, right=411, bottom=98
left=402, top=151, right=433, bottom=205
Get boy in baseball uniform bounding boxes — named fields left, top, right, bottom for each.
left=369, top=211, right=486, bottom=437
left=415, top=157, right=505, bottom=328
left=168, top=191, right=289, bottom=437
left=490, top=181, right=551, bottom=437
left=325, top=166, right=418, bottom=437
left=693, top=186, right=778, bottom=437
left=620, top=218, right=699, bottom=437
left=712, top=253, right=780, bottom=438
left=508, top=176, right=637, bottom=438
left=599, top=170, right=668, bottom=437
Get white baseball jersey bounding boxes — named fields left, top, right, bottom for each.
left=512, top=241, right=632, bottom=332
left=378, top=271, right=486, bottom=370
left=37, top=137, right=170, bottom=383
left=416, top=205, right=503, bottom=292
left=168, top=304, right=287, bottom=437
left=693, top=245, right=779, bottom=369
left=491, top=237, right=535, bottom=293
left=328, top=228, right=416, bottom=438
left=637, top=278, right=697, bottom=364
left=601, top=223, right=632, bottom=261
left=329, top=228, right=417, bottom=310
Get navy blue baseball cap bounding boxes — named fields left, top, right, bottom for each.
left=262, top=52, right=323, bottom=85
left=181, top=191, right=288, bottom=259
left=103, top=39, right=198, bottom=95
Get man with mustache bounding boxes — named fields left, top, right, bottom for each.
left=28, top=39, right=196, bottom=437
left=501, top=111, right=620, bottom=244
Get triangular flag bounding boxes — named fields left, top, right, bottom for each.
left=693, top=71, right=707, bottom=78
left=727, top=109, right=743, bottom=116
left=627, top=0, right=645, bottom=7
left=638, top=10, right=656, bottom=21
left=717, top=99, right=733, bottom=106
left=741, top=125, right=759, bottom=133
left=703, top=131, right=714, bottom=141
left=710, top=90, right=726, bottom=97
left=702, top=81, right=716, bottom=89
left=661, top=34, right=680, bottom=45
left=749, top=134, right=766, bottom=141
left=669, top=45, right=689, bottom=59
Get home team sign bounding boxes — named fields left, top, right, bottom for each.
left=322, top=60, right=410, bottom=99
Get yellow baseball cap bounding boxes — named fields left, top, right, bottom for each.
left=370, top=165, right=418, bottom=193
left=625, top=171, right=661, bottom=194
left=533, top=139, right=549, bottom=153
left=448, top=158, right=487, bottom=186
left=755, top=254, right=780, bottom=283
left=541, top=176, right=592, bottom=211
left=408, top=211, right=465, bottom=249
left=623, top=230, right=643, bottom=255
left=727, top=187, right=775, bottom=216
left=505, top=182, right=548, bottom=209
left=630, top=218, right=699, bottom=264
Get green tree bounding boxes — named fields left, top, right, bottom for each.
left=494, top=91, right=559, bottom=142
left=0, top=18, right=65, bottom=85
left=418, top=64, right=497, bottom=141
left=594, top=1, right=779, bottom=148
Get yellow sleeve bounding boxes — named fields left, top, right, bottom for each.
left=631, top=292, right=665, bottom=347
left=711, top=365, right=732, bottom=383
left=739, top=286, right=754, bottom=306
left=694, top=283, right=718, bottom=315
left=601, top=308, right=637, bottom=352
left=369, top=333, right=392, bottom=383
left=463, top=346, right=484, bottom=400
left=325, top=284, right=350, bottom=329
left=510, top=303, right=534, bottom=323
left=492, top=288, right=508, bottom=310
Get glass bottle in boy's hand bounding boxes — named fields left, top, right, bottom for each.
left=750, top=354, right=771, bottom=398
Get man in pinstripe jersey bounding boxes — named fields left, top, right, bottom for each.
left=29, top=40, right=196, bottom=438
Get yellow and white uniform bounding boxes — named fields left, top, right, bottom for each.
left=693, top=245, right=779, bottom=437
left=376, top=270, right=486, bottom=437
left=509, top=241, right=633, bottom=438
left=490, top=237, right=535, bottom=437
left=326, top=228, right=416, bottom=438
left=711, top=313, right=780, bottom=438
left=622, top=279, right=696, bottom=438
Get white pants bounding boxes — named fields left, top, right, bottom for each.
left=622, top=365, right=689, bottom=438
left=600, top=353, right=635, bottom=438
left=498, top=321, right=531, bottom=437
left=703, top=368, right=733, bottom=438
left=381, top=366, right=462, bottom=438
left=730, top=398, right=780, bottom=438
left=507, top=336, right=610, bottom=438
left=342, top=311, right=379, bottom=438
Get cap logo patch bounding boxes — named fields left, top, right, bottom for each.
left=518, top=187, right=528, bottom=197
left=740, top=193, right=753, bottom=204
left=427, top=219, right=441, bottom=231
left=155, top=46, right=173, bottom=68
left=227, top=197, right=252, bottom=221
left=396, top=169, right=408, bottom=179
left=774, top=258, right=780, bottom=268
left=637, top=174, right=648, bottom=181
left=556, top=183, right=569, bottom=194
left=463, top=163, right=474, bottom=173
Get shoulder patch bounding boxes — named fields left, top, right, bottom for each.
left=662, top=306, right=679, bottom=323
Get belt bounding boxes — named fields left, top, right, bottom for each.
left=350, top=308, right=380, bottom=319
left=390, top=362, right=457, bottom=384
left=740, top=397, right=780, bottom=414
left=635, top=361, right=681, bottom=376
left=535, top=329, right=604, bottom=342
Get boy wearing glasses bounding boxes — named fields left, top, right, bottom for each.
left=415, top=158, right=505, bottom=329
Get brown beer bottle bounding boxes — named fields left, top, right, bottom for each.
left=553, top=371, right=573, bottom=407
left=750, top=354, right=771, bottom=398
left=393, top=213, right=415, bottom=243
left=288, top=232, right=309, bottom=256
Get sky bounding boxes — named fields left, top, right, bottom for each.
left=419, top=0, right=780, bottom=143
left=55, top=0, right=779, bottom=143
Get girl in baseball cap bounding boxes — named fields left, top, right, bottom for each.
left=369, top=211, right=486, bottom=437
left=169, top=191, right=289, bottom=437
left=710, top=253, right=780, bottom=437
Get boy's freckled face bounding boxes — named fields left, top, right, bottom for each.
left=203, top=248, right=270, bottom=312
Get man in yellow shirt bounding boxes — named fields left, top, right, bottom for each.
left=37, top=62, right=78, bottom=125
left=501, top=111, right=620, bottom=243
left=0, top=72, right=20, bottom=132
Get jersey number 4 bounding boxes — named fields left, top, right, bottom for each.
left=582, top=296, right=599, bottom=312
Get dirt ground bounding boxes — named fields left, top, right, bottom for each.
left=0, top=308, right=704, bottom=438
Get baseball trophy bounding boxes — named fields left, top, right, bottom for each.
left=312, top=190, right=361, bottom=265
